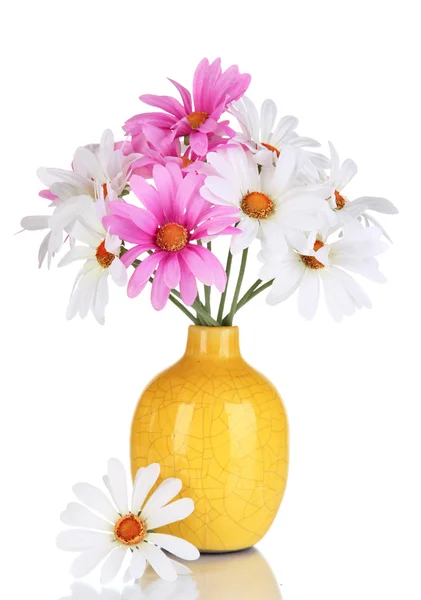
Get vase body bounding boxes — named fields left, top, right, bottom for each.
left=130, top=326, right=289, bottom=553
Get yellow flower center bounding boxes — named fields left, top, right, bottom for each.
left=186, top=111, right=209, bottom=130
left=241, top=192, right=274, bottom=219
left=262, top=142, right=280, bottom=157
left=334, top=189, right=346, bottom=210
left=300, top=239, right=325, bottom=269
left=114, top=514, right=146, bottom=546
left=180, top=156, right=193, bottom=168
left=156, top=223, right=189, bottom=252
left=96, top=240, right=115, bottom=268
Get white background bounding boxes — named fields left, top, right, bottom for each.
left=2, top=1, right=420, bottom=598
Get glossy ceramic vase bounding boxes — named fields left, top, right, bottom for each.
left=130, top=326, right=289, bottom=552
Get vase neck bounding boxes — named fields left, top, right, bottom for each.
left=184, top=326, right=241, bottom=359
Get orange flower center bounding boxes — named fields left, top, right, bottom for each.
left=262, top=142, right=280, bottom=158
left=156, top=223, right=189, bottom=252
left=241, top=192, right=274, bottom=219
left=334, top=190, right=346, bottom=210
left=186, top=111, right=209, bottom=130
left=301, top=240, right=325, bottom=269
left=96, top=240, right=115, bottom=268
left=102, top=183, right=108, bottom=199
left=114, top=514, right=146, bottom=546
left=180, top=156, right=193, bottom=168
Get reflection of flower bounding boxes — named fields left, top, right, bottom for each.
left=59, top=582, right=120, bottom=600
left=59, top=579, right=199, bottom=600
left=58, top=460, right=199, bottom=584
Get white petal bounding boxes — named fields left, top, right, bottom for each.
left=170, top=559, right=193, bottom=575
left=269, top=145, right=297, bottom=194
left=108, top=258, right=128, bottom=286
left=230, top=218, right=259, bottom=254
left=260, top=99, right=277, bottom=141
left=93, top=271, right=109, bottom=325
left=132, top=463, right=160, bottom=514
left=57, top=529, right=114, bottom=551
left=352, top=196, right=398, bottom=215
left=73, top=146, right=105, bottom=181
left=70, top=542, right=114, bottom=578
left=329, top=266, right=372, bottom=309
left=145, top=498, right=194, bottom=530
left=297, top=269, right=320, bottom=320
left=141, top=479, right=182, bottom=520
left=58, top=247, right=95, bottom=267
left=60, top=502, right=114, bottom=531
left=336, top=158, right=357, bottom=191
left=20, top=215, right=49, bottom=231
left=266, top=260, right=305, bottom=305
left=100, top=546, right=127, bottom=585
left=71, top=221, right=102, bottom=247
left=106, top=459, right=129, bottom=515
left=130, top=549, right=147, bottom=579
left=146, top=533, right=200, bottom=561
left=321, top=270, right=356, bottom=320
left=72, top=483, right=119, bottom=522
left=204, top=176, right=240, bottom=204
left=139, top=543, right=177, bottom=582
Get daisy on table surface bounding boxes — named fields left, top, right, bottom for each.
left=58, top=459, right=199, bottom=584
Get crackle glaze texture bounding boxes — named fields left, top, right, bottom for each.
left=131, top=326, right=289, bottom=552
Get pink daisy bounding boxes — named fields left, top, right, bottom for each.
left=103, top=163, right=241, bottom=310
left=124, top=57, right=251, bottom=158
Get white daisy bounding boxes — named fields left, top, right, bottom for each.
left=58, top=459, right=199, bottom=585
left=201, top=144, right=332, bottom=254
left=58, top=202, right=127, bottom=325
left=259, top=227, right=388, bottom=321
left=230, top=96, right=329, bottom=181
left=20, top=130, right=138, bottom=267
left=325, top=142, right=398, bottom=240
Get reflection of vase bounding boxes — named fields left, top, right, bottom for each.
left=131, top=326, right=289, bottom=553
left=136, top=549, right=283, bottom=600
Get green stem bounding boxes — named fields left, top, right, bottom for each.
left=223, top=248, right=248, bottom=326
left=236, top=279, right=262, bottom=310
left=236, top=279, right=274, bottom=312
left=204, top=242, right=212, bottom=315
left=217, top=250, right=233, bottom=324
left=168, top=295, right=199, bottom=324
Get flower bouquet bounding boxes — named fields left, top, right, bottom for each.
left=21, top=57, right=397, bottom=562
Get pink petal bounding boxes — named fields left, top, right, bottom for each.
left=174, top=171, right=202, bottom=223
left=103, top=215, right=145, bottom=244
left=199, top=58, right=222, bottom=113
left=190, top=244, right=226, bottom=292
left=130, top=176, right=165, bottom=222
left=121, top=244, right=151, bottom=268
left=185, top=191, right=206, bottom=232
left=39, top=189, right=58, bottom=201
left=139, top=94, right=186, bottom=119
left=128, top=251, right=164, bottom=298
left=190, top=131, right=209, bottom=157
left=151, top=257, right=171, bottom=310
left=178, top=254, right=198, bottom=306
left=192, top=58, right=210, bottom=112
left=199, top=118, right=218, bottom=134
left=107, top=202, right=159, bottom=236
left=124, top=113, right=177, bottom=135
left=168, top=78, right=193, bottom=114
left=163, top=254, right=180, bottom=289
left=152, top=164, right=177, bottom=222
left=181, top=246, right=213, bottom=286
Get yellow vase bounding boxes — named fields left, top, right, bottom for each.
left=131, top=326, right=289, bottom=553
